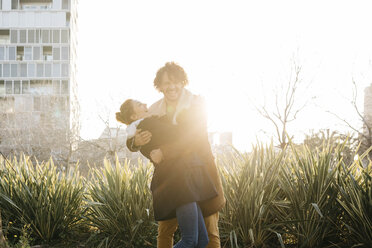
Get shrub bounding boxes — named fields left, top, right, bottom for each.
left=337, top=152, right=372, bottom=247
left=218, top=145, right=285, bottom=248
left=85, top=158, right=156, bottom=248
left=0, top=155, right=85, bottom=245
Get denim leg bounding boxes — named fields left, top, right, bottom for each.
left=196, top=204, right=209, bottom=248
left=174, top=202, right=199, bottom=248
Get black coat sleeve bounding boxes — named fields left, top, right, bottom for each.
left=126, top=136, right=140, bottom=152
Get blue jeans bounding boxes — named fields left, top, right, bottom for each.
left=173, top=202, right=209, bottom=248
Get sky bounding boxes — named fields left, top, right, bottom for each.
left=76, top=0, right=372, bottom=151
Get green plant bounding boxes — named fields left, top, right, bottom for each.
left=0, top=155, right=85, bottom=244
left=276, top=141, right=343, bottom=247
left=218, top=145, right=285, bottom=248
left=13, top=224, right=32, bottom=248
left=85, top=158, right=156, bottom=248
left=337, top=152, right=372, bottom=247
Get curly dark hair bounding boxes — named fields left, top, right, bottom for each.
left=116, top=99, right=134, bottom=125
left=153, top=62, right=189, bottom=91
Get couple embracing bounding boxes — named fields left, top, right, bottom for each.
left=116, top=62, right=225, bottom=248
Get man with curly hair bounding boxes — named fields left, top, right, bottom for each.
left=127, top=62, right=225, bottom=248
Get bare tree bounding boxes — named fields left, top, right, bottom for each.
left=255, top=58, right=312, bottom=149
left=0, top=95, right=142, bottom=172
left=72, top=103, right=144, bottom=173
left=0, top=96, right=78, bottom=166
left=327, top=79, right=372, bottom=156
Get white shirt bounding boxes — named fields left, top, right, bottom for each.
left=126, top=118, right=144, bottom=138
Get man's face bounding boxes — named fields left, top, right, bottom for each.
left=158, top=72, right=184, bottom=102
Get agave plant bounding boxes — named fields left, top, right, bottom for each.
left=85, top=158, right=156, bottom=248
left=218, top=145, right=285, bottom=248
left=0, top=155, right=85, bottom=244
left=337, top=152, right=372, bottom=247
left=276, top=141, right=343, bottom=247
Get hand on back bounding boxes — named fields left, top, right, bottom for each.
left=134, top=129, right=152, bottom=147
left=150, top=149, right=163, bottom=164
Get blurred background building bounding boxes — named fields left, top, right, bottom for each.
left=208, top=131, right=233, bottom=154
left=0, top=0, right=79, bottom=162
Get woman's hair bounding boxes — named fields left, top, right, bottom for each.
left=116, top=99, right=134, bottom=125
left=153, top=61, right=189, bottom=91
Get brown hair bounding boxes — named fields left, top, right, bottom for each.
left=153, top=61, right=189, bottom=91
left=116, top=99, right=135, bottom=125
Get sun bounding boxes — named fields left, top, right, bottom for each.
left=204, top=93, right=234, bottom=133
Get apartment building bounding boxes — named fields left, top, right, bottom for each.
left=0, top=0, right=78, bottom=160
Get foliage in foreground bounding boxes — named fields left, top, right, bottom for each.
left=0, top=140, right=371, bottom=248
left=85, top=158, right=156, bottom=248
left=0, top=156, right=85, bottom=246
left=217, top=141, right=371, bottom=248
left=218, top=145, right=284, bottom=247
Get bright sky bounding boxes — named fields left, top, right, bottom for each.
left=76, top=0, right=372, bottom=151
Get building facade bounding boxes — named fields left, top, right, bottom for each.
left=0, top=0, right=78, bottom=160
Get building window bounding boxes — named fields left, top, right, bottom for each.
left=0, top=64, right=2, bottom=77
left=35, top=30, right=40, bottom=43
left=14, top=81, right=20, bottom=94
left=20, top=30, right=27, bottom=43
left=61, top=80, right=68, bottom=94
left=45, top=63, right=52, bottom=77
left=16, top=46, right=24, bottom=61
left=28, top=30, right=35, bottom=43
left=28, top=63, right=36, bottom=77
left=61, top=63, right=69, bottom=77
left=36, top=63, right=44, bottom=77
left=61, top=46, right=69, bottom=60
left=20, top=63, right=27, bottom=77
left=8, top=46, right=16, bottom=60
left=0, top=81, right=5, bottom=95
left=11, top=0, right=18, bottom=10
left=33, top=46, right=40, bottom=60
left=61, top=30, right=68, bottom=43
left=43, top=46, right=52, bottom=61
left=53, top=80, right=60, bottom=94
left=22, top=80, right=30, bottom=94
left=66, top=13, right=71, bottom=27
left=53, top=63, right=60, bottom=77
left=42, top=30, right=49, bottom=43
left=44, top=80, right=53, bottom=94
left=5, top=81, right=12, bottom=94
left=0, top=46, right=4, bottom=60
left=0, top=30, right=10, bottom=44
left=52, top=30, right=60, bottom=44
left=62, top=0, right=69, bottom=10
left=53, top=47, right=60, bottom=60
left=3, top=64, right=10, bottom=77
left=10, top=30, right=18, bottom=43
left=24, top=47, right=32, bottom=60
left=10, top=64, right=17, bottom=77
left=30, top=80, right=42, bottom=94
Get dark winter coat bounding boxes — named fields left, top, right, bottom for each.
left=129, top=114, right=216, bottom=221
left=127, top=100, right=225, bottom=220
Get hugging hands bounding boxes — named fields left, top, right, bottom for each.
left=134, top=129, right=163, bottom=164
